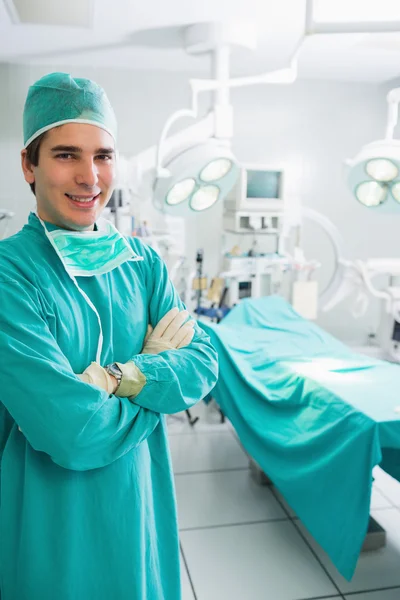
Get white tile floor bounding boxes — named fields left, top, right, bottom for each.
left=169, top=402, right=400, bottom=600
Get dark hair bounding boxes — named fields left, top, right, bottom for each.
left=25, top=131, right=48, bottom=195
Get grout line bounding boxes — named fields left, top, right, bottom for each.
left=269, top=485, right=297, bottom=520
left=179, top=541, right=198, bottom=600
left=179, top=517, right=290, bottom=533
left=373, top=486, right=398, bottom=508
left=345, top=585, right=400, bottom=596
left=287, top=518, right=344, bottom=598
left=174, top=466, right=249, bottom=476
left=168, top=427, right=233, bottom=437
left=293, top=595, right=344, bottom=600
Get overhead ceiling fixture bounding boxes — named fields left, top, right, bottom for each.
left=4, top=0, right=94, bottom=27
left=123, top=21, right=302, bottom=218
left=306, top=0, right=400, bottom=33
left=346, top=88, right=400, bottom=210
left=312, top=0, right=400, bottom=23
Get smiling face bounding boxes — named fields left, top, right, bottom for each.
left=21, top=123, right=116, bottom=231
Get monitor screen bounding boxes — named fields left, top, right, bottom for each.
left=246, top=170, right=281, bottom=199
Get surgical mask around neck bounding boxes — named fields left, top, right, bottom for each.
left=41, top=217, right=140, bottom=277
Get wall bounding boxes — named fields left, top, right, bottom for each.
left=0, top=63, right=397, bottom=343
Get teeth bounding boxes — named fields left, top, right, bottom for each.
left=68, top=195, right=96, bottom=203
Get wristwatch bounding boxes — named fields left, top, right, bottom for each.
left=105, top=362, right=123, bottom=393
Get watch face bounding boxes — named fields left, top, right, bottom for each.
left=108, top=363, right=122, bottom=380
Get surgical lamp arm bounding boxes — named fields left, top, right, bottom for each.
left=189, top=37, right=302, bottom=94
left=156, top=103, right=201, bottom=177
left=385, top=88, right=400, bottom=140
left=156, top=34, right=304, bottom=174
left=155, top=44, right=233, bottom=176
left=133, top=113, right=215, bottom=183
left=353, top=260, right=400, bottom=320
left=355, top=260, right=392, bottom=303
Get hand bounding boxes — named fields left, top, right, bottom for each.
left=141, top=307, right=195, bottom=355
left=78, top=362, right=116, bottom=394
left=79, top=363, right=144, bottom=398
left=108, top=374, right=119, bottom=394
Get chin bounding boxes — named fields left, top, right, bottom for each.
left=70, top=207, right=103, bottom=228
left=64, top=215, right=97, bottom=232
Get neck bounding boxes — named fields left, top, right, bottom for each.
left=36, top=209, right=95, bottom=232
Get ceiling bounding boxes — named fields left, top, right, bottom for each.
left=2, top=0, right=400, bottom=83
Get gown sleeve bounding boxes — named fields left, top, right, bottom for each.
left=129, top=248, right=219, bottom=414
left=0, top=276, right=160, bottom=471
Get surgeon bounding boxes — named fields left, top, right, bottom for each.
left=0, top=73, right=218, bottom=600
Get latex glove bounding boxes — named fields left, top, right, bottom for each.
left=114, top=361, right=146, bottom=398
left=141, top=307, right=195, bottom=354
left=78, top=362, right=115, bottom=394
left=111, top=308, right=194, bottom=399
left=78, top=362, right=145, bottom=399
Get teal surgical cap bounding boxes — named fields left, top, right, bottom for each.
left=23, top=72, right=118, bottom=148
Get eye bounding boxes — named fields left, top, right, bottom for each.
left=55, top=153, right=75, bottom=160
left=96, top=154, right=113, bottom=161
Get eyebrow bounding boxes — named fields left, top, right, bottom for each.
left=50, top=145, right=115, bottom=154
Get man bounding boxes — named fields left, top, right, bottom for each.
left=0, top=72, right=218, bottom=600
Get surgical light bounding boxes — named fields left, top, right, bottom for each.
left=347, top=140, right=400, bottom=210
left=190, top=185, right=220, bottom=211
left=347, top=87, right=400, bottom=212
left=391, top=182, right=400, bottom=203
left=153, top=140, right=239, bottom=217
left=200, top=158, right=233, bottom=182
left=166, top=178, right=196, bottom=206
left=365, top=158, right=398, bottom=182
left=355, top=181, right=387, bottom=207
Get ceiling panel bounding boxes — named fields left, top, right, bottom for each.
left=0, top=0, right=400, bottom=83
left=4, top=0, right=93, bottom=27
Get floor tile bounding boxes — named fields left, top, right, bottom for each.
left=167, top=400, right=230, bottom=435
left=344, top=589, right=400, bottom=600
left=373, top=467, right=400, bottom=506
left=180, top=521, right=338, bottom=600
left=295, top=508, right=400, bottom=594
left=370, top=487, right=392, bottom=510
left=175, top=469, right=287, bottom=530
left=169, top=431, right=248, bottom=474
left=180, top=552, right=195, bottom=600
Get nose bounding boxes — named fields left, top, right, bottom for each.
left=75, top=158, right=99, bottom=188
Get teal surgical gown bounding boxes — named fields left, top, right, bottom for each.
left=0, top=212, right=218, bottom=600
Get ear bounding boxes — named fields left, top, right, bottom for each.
left=21, top=149, right=35, bottom=185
